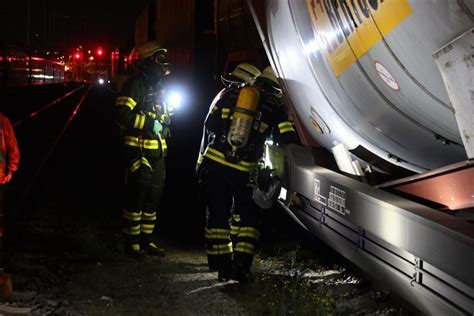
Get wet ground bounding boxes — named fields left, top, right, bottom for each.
left=0, top=84, right=415, bottom=315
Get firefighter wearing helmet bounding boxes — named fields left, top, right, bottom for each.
left=114, top=41, right=172, bottom=258
left=196, top=64, right=298, bottom=282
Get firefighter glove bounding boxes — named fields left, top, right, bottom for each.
left=257, top=166, right=274, bottom=192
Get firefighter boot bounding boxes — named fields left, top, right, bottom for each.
left=231, top=264, right=252, bottom=283
left=218, top=268, right=233, bottom=282
left=141, top=242, right=165, bottom=257
left=231, top=253, right=254, bottom=283
left=207, top=256, right=219, bottom=272
left=127, top=243, right=146, bottom=259
left=217, top=255, right=233, bottom=282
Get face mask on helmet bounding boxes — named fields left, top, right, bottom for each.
left=153, top=53, right=171, bottom=76
left=257, top=78, right=282, bottom=97
left=140, top=57, right=166, bottom=84
left=258, top=66, right=282, bottom=97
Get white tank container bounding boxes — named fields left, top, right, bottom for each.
left=266, top=0, right=473, bottom=172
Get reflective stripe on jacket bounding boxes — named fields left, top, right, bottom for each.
left=203, top=147, right=256, bottom=173
left=114, top=74, right=168, bottom=158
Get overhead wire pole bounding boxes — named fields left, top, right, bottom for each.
left=26, top=0, right=31, bottom=85
left=26, top=0, right=30, bottom=48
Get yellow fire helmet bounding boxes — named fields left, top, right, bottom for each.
left=260, top=66, right=279, bottom=86
left=230, top=63, right=261, bottom=85
left=136, top=41, right=167, bottom=60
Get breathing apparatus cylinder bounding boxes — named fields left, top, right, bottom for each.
left=227, top=86, right=260, bottom=154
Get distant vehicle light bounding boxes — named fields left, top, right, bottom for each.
left=31, top=74, right=54, bottom=79
left=98, top=78, right=105, bottom=85
left=75, top=53, right=80, bottom=59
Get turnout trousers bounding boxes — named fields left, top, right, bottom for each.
left=202, top=160, right=261, bottom=275
left=122, top=155, right=165, bottom=251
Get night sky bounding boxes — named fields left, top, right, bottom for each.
left=2, top=0, right=150, bottom=53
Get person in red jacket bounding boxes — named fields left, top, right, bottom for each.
left=0, top=113, right=19, bottom=186
left=0, top=113, right=19, bottom=268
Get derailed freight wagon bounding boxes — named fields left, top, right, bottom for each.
left=247, top=0, right=473, bottom=314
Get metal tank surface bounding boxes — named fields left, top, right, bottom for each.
left=266, top=0, right=473, bottom=172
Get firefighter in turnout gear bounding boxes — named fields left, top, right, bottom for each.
left=197, top=65, right=298, bottom=281
left=114, top=41, right=172, bottom=258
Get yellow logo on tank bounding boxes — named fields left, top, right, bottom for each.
left=306, top=0, right=412, bottom=76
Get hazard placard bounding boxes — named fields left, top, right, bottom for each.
left=374, top=61, right=400, bottom=91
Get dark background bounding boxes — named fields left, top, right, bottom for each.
left=1, top=0, right=150, bottom=51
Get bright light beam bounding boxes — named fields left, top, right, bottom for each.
left=167, top=91, right=182, bottom=110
